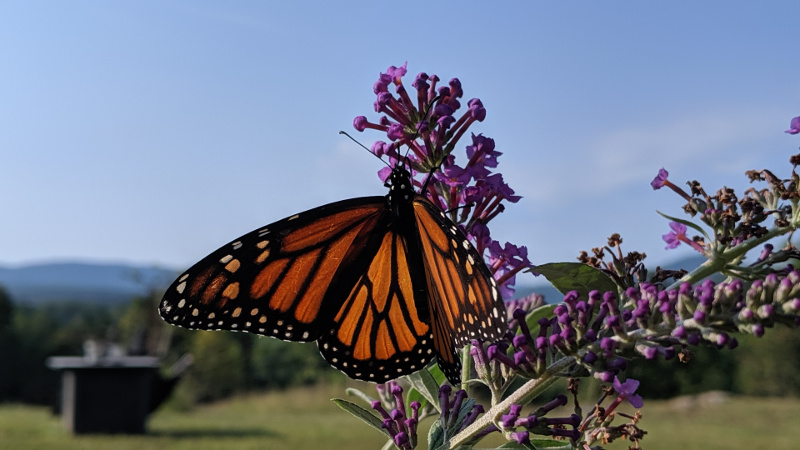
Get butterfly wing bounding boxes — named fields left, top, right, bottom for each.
left=317, top=228, right=437, bottom=383
left=159, top=197, right=388, bottom=342
left=413, top=197, right=507, bottom=382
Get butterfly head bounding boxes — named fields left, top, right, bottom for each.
left=384, top=163, right=416, bottom=205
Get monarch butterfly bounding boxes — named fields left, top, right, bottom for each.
left=158, top=163, right=507, bottom=384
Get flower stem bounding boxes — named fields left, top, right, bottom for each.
left=447, top=356, right=575, bottom=448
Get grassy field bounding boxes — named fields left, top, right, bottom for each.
left=2, top=384, right=800, bottom=449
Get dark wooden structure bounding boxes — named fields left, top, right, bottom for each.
left=46, top=356, right=161, bottom=434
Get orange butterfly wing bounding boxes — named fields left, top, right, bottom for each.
left=159, top=198, right=387, bottom=342
left=413, top=198, right=506, bottom=382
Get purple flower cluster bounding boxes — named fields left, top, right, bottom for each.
left=372, top=381, right=421, bottom=449
left=436, top=385, right=485, bottom=437
left=474, top=268, right=800, bottom=383
left=475, top=394, right=581, bottom=443
left=354, top=62, right=529, bottom=297
left=652, top=167, right=780, bottom=250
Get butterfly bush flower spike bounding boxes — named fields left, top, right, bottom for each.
left=353, top=62, right=530, bottom=297
left=340, top=74, right=800, bottom=450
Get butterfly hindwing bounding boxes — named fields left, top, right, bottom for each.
left=159, top=197, right=386, bottom=341
left=318, top=229, right=437, bottom=382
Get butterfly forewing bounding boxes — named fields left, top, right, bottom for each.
left=159, top=198, right=386, bottom=341
left=413, top=199, right=507, bottom=355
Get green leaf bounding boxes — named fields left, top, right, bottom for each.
left=498, top=442, right=532, bottom=449
left=428, top=363, right=448, bottom=384
left=535, top=262, right=617, bottom=297
left=345, top=387, right=376, bottom=406
left=530, top=439, right=573, bottom=449
left=406, top=368, right=442, bottom=413
left=428, top=418, right=445, bottom=450
left=331, top=398, right=387, bottom=437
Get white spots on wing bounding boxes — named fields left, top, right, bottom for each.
left=232, top=241, right=243, bottom=250
left=287, top=214, right=300, bottom=221
left=177, top=299, right=186, bottom=308
left=219, top=254, right=233, bottom=264
left=176, top=282, right=186, bottom=294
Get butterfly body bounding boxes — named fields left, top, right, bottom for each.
left=159, top=165, right=506, bottom=384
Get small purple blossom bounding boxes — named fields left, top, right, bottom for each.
left=651, top=168, right=669, bottom=190
left=612, top=377, right=644, bottom=408
left=786, top=116, right=800, bottom=134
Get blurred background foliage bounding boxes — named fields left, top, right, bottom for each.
left=1, top=283, right=799, bottom=410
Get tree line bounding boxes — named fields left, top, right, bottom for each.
left=0, top=285, right=798, bottom=408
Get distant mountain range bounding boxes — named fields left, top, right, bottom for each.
left=0, top=262, right=177, bottom=304
left=0, top=254, right=706, bottom=305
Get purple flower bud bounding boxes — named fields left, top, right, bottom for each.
left=437, top=114, right=455, bottom=129
left=583, top=351, right=598, bottom=364
left=438, top=384, right=452, bottom=419
left=595, top=371, right=614, bottom=382
left=584, top=328, right=598, bottom=342
left=353, top=116, right=368, bottom=131
left=687, top=332, right=701, bottom=345
left=376, top=91, right=392, bottom=108
left=468, top=98, right=486, bottom=121
left=386, top=123, right=405, bottom=141
left=372, top=400, right=390, bottom=419
left=758, top=303, right=774, bottom=319
left=511, top=431, right=530, bottom=445
left=461, top=404, right=484, bottom=430
left=381, top=418, right=396, bottom=433
left=608, top=357, right=627, bottom=372
left=374, top=79, right=389, bottom=94
left=672, top=325, right=687, bottom=339
left=539, top=394, right=568, bottom=414
left=693, top=310, right=707, bottom=323
left=753, top=323, right=765, bottom=337
left=640, top=345, right=658, bottom=360
left=394, top=431, right=409, bottom=448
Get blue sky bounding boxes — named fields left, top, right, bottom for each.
left=2, top=2, right=798, bottom=289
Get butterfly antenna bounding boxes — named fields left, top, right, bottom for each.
left=415, top=95, right=443, bottom=193
left=339, top=131, right=390, bottom=167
